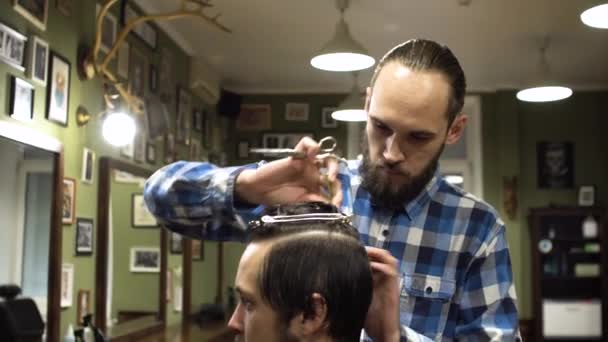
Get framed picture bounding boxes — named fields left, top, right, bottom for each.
left=62, top=177, right=76, bottom=224
left=190, top=139, right=201, bottom=160
left=129, top=47, right=146, bottom=99
left=56, top=0, right=72, bottom=17
left=537, top=141, right=574, bottom=189
left=9, top=76, right=34, bottom=122
left=149, top=64, right=158, bottom=93
left=81, top=148, right=95, bottom=184
left=158, top=48, right=174, bottom=104
left=129, top=247, right=160, bottom=273
left=144, top=96, right=169, bottom=139
left=60, top=263, right=74, bottom=308
left=236, top=104, right=272, bottom=131
left=121, top=3, right=158, bottom=49
left=192, top=108, right=203, bottom=132
left=146, top=143, right=157, bottom=164
left=321, top=106, right=338, bottom=128
left=133, top=133, right=146, bottom=163
left=28, top=36, right=49, bottom=86
left=13, top=0, right=48, bottom=31
left=117, top=40, right=129, bottom=78
left=578, top=185, right=595, bottom=207
left=132, top=193, right=157, bottom=227
left=262, top=132, right=314, bottom=150
left=169, top=232, right=182, bottom=254
left=0, top=22, right=28, bottom=72
left=192, top=240, right=204, bottom=261
left=285, top=103, right=309, bottom=121
left=46, top=52, right=71, bottom=126
left=237, top=141, right=250, bottom=159
left=76, top=290, right=90, bottom=325
left=164, top=133, right=175, bottom=164
left=176, top=86, right=192, bottom=144
left=75, top=218, right=94, bottom=256
left=96, top=4, right=117, bottom=54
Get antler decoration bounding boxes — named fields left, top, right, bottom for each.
left=80, top=0, right=231, bottom=119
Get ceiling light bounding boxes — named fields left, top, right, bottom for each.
left=581, top=3, right=608, bottom=29
left=310, top=0, right=375, bottom=72
left=332, top=72, right=367, bottom=122
left=102, top=111, right=136, bottom=147
left=517, top=37, right=572, bottom=103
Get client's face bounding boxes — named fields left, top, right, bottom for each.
left=228, top=242, right=298, bottom=342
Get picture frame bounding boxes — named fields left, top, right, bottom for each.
left=129, top=247, right=160, bottom=273
left=285, top=102, right=309, bottom=121
left=62, top=177, right=76, bottom=224
left=261, top=132, right=314, bottom=152
left=76, top=290, right=91, bottom=325
left=56, top=0, right=72, bottom=17
left=158, top=48, right=174, bottom=104
left=236, top=104, right=272, bottom=131
left=13, top=0, right=48, bottom=31
left=169, top=232, right=182, bottom=254
left=28, top=36, right=49, bottom=86
left=132, top=193, right=157, bottom=227
left=96, top=4, right=117, bottom=54
left=81, top=148, right=95, bottom=184
left=176, top=86, right=192, bottom=144
left=237, top=141, right=250, bottom=159
left=75, top=218, right=94, bottom=256
left=321, top=106, right=338, bottom=128
left=9, top=76, right=34, bottom=122
left=46, top=52, right=71, bottom=126
left=60, top=263, right=74, bottom=308
left=117, top=40, right=129, bottom=79
left=121, top=3, right=158, bottom=49
left=129, top=47, right=146, bottom=99
left=537, top=141, right=574, bottom=189
left=192, top=240, right=204, bottom=261
left=0, top=22, right=28, bottom=72
left=144, top=96, right=169, bottom=140
left=133, top=133, right=146, bottom=163
left=192, top=108, right=203, bottom=132
left=578, top=185, right=595, bottom=207
left=146, top=142, right=157, bottom=164
left=149, top=64, right=158, bottom=93
left=164, top=133, right=175, bottom=164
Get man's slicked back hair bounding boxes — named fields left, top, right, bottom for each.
left=369, top=38, right=467, bottom=125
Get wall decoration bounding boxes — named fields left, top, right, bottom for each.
left=164, top=133, right=175, bottom=164
left=75, top=218, right=94, bottom=256
left=262, top=132, right=314, bottom=150
left=117, top=40, right=129, bottom=78
left=28, top=36, right=49, bottom=86
left=9, top=76, right=34, bottom=122
left=113, top=170, right=145, bottom=185
left=13, top=0, right=48, bottom=31
left=133, top=133, right=146, bottom=163
left=190, top=139, right=201, bottom=160
left=62, top=177, right=76, bottom=224
left=578, top=185, right=595, bottom=207
left=60, top=263, right=74, bottom=308
left=0, top=22, right=28, bottom=72
left=237, top=141, right=250, bottom=159
left=81, top=147, right=95, bottom=184
left=158, top=47, right=174, bottom=104
left=176, top=86, right=192, bottom=144
left=129, top=47, right=146, bottom=99
left=96, top=4, right=117, bottom=54
left=192, top=108, right=202, bottom=132
left=192, top=240, right=203, bottom=261
left=146, top=142, right=156, bottom=164
left=170, top=232, right=182, bottom=254
left=321, top=106, right=338, bottom=128
left=121, top=3, right=158, bottom=49
left=144, top=96, right=169, bottom=139
left=285, top=102, right=309, bottom=121
left=236, top=104, right=271, bottom=131
left=537, top=141, right=574, bottom=189
left=46, top=52, right=71, bottom=126
left=76, top=290, right=90, bottom=325
left=130, top=247, right=160, bottom=273
left=56, top=0, right=72, bottom=17
left=132, top=193, right=157, bottom=227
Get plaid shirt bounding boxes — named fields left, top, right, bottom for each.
left=144, top=160, right=520, bottom=341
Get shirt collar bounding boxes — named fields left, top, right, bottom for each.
left=403, top=168, right=441, bottom=219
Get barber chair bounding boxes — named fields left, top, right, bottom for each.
left=0, top=284, right=45, bottom=342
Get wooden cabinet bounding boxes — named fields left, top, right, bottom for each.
left=529, top=207, right=608, bottom=341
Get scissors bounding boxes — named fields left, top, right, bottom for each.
left=249, top=136, right=339, bottom=161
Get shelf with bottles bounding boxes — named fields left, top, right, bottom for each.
left=539, top=214, right=602, bottom=241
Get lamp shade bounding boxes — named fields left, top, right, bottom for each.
left=516, top=86, right=573, bottom=102
left=102, top=111, right=136, bottom=146
left=581, top=3, right=608, bottom=29
left=311, top=18, right=375, bottom=72
left=332, top=81, right=366, bottom=122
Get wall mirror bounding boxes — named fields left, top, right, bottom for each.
left=95, top=157, right=166, bottom=339
left=0, top=121, right=63, bottom=342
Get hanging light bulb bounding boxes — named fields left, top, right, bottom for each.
left=310, top=0, right=375, bottom=72
left=516, top=37, right=572, bottom=103
left=332, top=72, right=367, bottom=122
left=102, top=111, right=136, bottom=146
left=581, top=3, right=608, bottom=29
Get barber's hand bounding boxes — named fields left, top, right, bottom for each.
left=365, top=247, right=401, bottom=342
left=235, top=137, right=343, bottom=207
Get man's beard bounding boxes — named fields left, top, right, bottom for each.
left=359, top=134, right=442, bottom=211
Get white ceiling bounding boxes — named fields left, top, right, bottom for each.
left=137, top=0, right=608, bottom=94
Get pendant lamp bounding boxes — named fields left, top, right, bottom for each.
left=581, top=3, right=608, bottom=29
left=332, top=72, right=367, bottom=122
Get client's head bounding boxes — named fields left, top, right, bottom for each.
left=228, top=202, right=373, bottom=342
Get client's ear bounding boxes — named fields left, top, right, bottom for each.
left=290, top=293, right=329, bottom=339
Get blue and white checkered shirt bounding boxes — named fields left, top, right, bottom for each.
left=144, top=159, right=520, bottom=341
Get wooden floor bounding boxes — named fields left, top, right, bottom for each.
left=136, top=321, right=236, bottom=342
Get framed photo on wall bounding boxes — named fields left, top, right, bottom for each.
left=285, top=103, right=309, bottom=121
left=321, top=106, right=338, bottom=128
left=96, top=4, right=117, bottom=54
left=62, top=177, right=76, bottom=224
left=129, top=48, right=146, bottom=99
left=132, top=193, right=157, bottom=227
left=146, top=142, right=157, bottom=164
left=76, top=290, right=91, bottom=325
left=117, top=41, right=129, bottom=78
left=13, top=0, right=48, bottom=31
left=61, top=263, right=74, bottom=308
left=192, top=240, right=204, bottom=261
left=236, top=104, right=272, bottom=131
left=46, top=51, right=71, bottom=126
left=537, top=141, right=574, bottom=189
left=9, top=76, right=34, bottom=122
left=75, top=218, right=94, bottom=256
left=0, top=22, right=28, bottom=72
left=164, top=133, right=175, bottom=164
left=81, top=148, right=95, bottom=184
left=578, top=185, right=595, bottom=207
left=176, top=86, right=192, bottom=144
left=28, top=36, right=49, bottom=86
left=129, top=247, right=160, bottom=273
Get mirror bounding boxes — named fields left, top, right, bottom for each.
left=0, top=121, right=63, bottom=342
left=95, top=157, right=166, bottom=338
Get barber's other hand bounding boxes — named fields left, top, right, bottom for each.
left=365, top=247, right=400, bottom=342
left=235, top=137, right=342, bottom=207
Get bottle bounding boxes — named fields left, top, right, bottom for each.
left=64, top=324, right=75, bottom=342
left=582, top=215, right=598, bottom=239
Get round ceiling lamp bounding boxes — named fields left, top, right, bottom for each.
left=332, top=72, right=367, bottom=122
left=581, top=3, right=608, bottom=29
